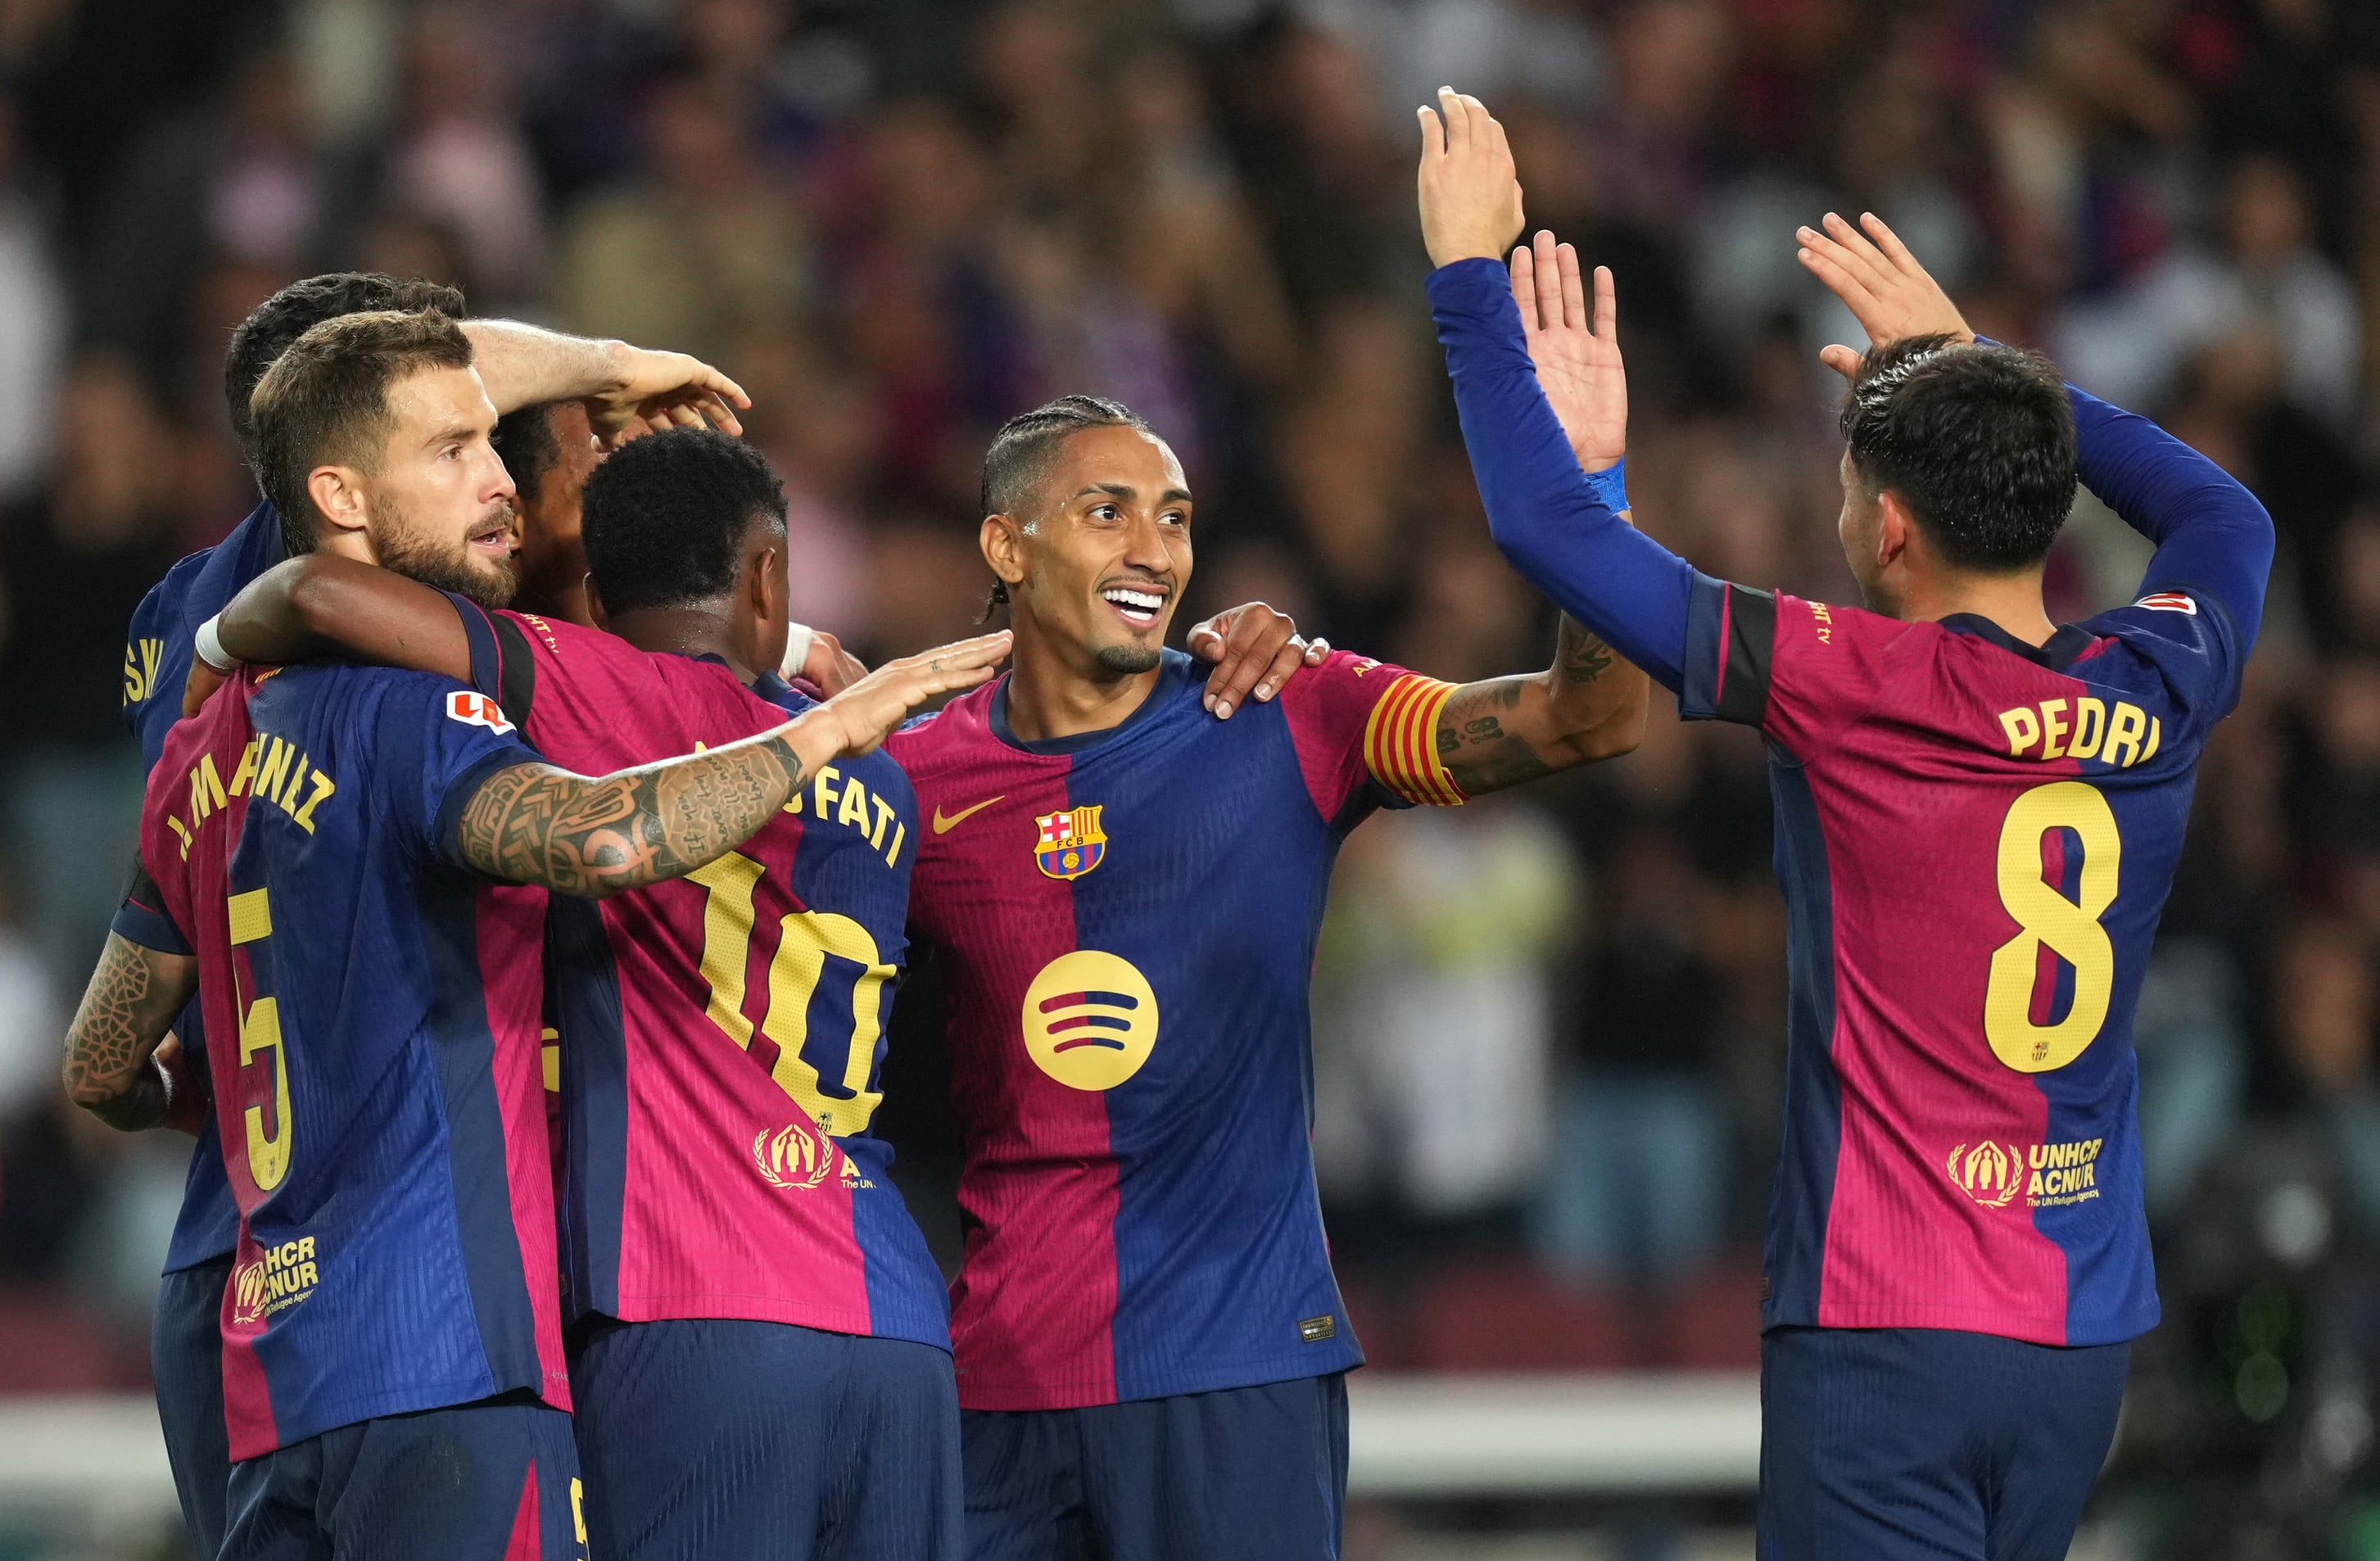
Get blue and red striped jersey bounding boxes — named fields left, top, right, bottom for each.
left=1681, top=583, right=2244, bottom=1345
left=118, top=500, right=287, bottom=1272
left=456, top=606, right=948, bottom=1351
left=1427, top=253, right=2274, bottom=1352
left=114, top=662, right=567, bottom=1458
left=886, top=647, right=1460, bottom=1409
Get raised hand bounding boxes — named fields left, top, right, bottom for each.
left=812, top=631, right=1013, bottom=757
left=1794, top=211, right=1974, bottom=380
left=1417, top=86, right=1526, bottom=269
left=1185, top=602, right=1330, bottom=720
left=586, top=347, right=753, bottom=446
left=1511, top=230, right=1626, bottom=473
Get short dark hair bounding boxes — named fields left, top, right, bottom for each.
left=980, top=394, right=1156, bottom=520
left=1840, top=335, right=2078, bottom=572
left=979, top=395, right=1158, bottom=610
left=224, top=273, right=468, bottom=455
left=581, top=428, right=787, bottom=614
left=492, top=401, right=564, bottom=507
left=250, top=310, right=477, bottom=556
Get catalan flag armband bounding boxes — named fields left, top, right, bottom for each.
left=1362, top=673, right=1467, bottom=807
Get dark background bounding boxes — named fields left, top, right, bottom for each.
left=0, top=1, right=2376, bottom=1555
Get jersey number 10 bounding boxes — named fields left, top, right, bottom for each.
left=1984, top=781, right=2122, bottom=1074
left=688, top=853, right=893, bottom=1137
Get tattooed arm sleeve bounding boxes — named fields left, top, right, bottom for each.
left=63, top=933, right=200, bottom=1131
left=1432, top=613, right=1650, bottom=795
left=453, top=722, right=814, bottom=898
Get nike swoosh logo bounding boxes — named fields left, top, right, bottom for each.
left=932, top=795, right=1004, bottom=834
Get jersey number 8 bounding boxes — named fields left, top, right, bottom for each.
left=1984, top=780, right=2122, bottom=1074
left=689, top=853, right=892, bottom=1137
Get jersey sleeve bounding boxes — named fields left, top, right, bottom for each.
left=447, top=594, right=541, bottom=722
left=1678, top=577, right=1914, bottom=758
left=1274, top=650, right=1466, bottom=826
left=364, top=673, right=542, bottom=873
left=109, top=852, right=192, bottom=957
left=2079, top=590, right=2245, bottom=732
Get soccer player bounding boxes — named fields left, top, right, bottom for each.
left=880, top=392, right=1649, bottom=1559
left=82, top=269, right=752, bottom=1558
left=1415, top=88, right=2274, bottom=1561
left=187, top=423, right=1325, bottom=1560
left=67, top=309, right=1003, bottom=1560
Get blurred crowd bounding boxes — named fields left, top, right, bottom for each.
left=0, top=0, right=2377, bottom=1550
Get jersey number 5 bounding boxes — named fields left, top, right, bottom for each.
left=1984, top=780, right=2122, bottom=1073
left=228, top=887, right=294, bottom=1191
left=689, top=853, right=891, bottom=1136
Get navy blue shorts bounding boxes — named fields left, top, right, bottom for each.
left=963, top=1373, right=1349, bottom=1561
left=569, top=1318, right=961, bottom=1561
left=221, top=1393, right=585, bottom=1561
left=1759, top=1327, right=2129, bottom=1561
left=155, top=1254, right=234, bottom=1558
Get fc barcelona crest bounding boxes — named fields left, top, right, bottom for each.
left=1034, top=806, right=1108, bottom=881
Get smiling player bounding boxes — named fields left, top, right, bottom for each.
left=885, top=394, right=1648, bottom=1559
left=184, top=419, right=1327, bottom=1561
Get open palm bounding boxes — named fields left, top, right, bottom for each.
left=1511, top=230, right=1626, bottom=473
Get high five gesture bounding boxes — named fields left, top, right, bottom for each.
left=1415, top=86, right=1524, bottom=266
left=1417, top=87, right=1626, bottom=477
left=1510, top=233, right=1627, bottom=476
left=1794, top=210, right=1975, bottom=378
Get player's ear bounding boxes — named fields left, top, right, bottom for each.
left=1875, top=489, right=1916, bottom=572
left=751, top=541, right=785, bottom=625
left=981, top=513, right=1028, bottom=590
left=306, top=466, right=369, bottom=545
left=585, top=574, right=609, bottom=632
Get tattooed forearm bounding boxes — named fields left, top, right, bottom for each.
left=457, top=731, right=808, bottom=898
left=1557, top=615, right=1616, bottom=685
left=1437, top=678, right=1557, bottom=794
left=1428, top=616, right=1645, bottom=794
left=63, top=934, right=198, bottom=1131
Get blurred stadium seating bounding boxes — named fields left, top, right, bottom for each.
left=2, top=1, right=2378, bottom=1556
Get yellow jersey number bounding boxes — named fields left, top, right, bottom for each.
left=1984, top=780, right=2122, bottom=1073
left=227, top=887, right=294, bottom=1190
left=688, top=853, right=892, bottom=1135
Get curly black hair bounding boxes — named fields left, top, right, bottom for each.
left=225, top=273, right=468, bottom=456
left=1839, top=335, right=2078, bottom=572
left=581, top=428, right=787, bottom=615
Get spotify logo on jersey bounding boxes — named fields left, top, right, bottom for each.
left=1022, top=951, right=1161, bottom=1090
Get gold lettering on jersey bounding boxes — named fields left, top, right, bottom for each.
left=1809, top=601, right=1834, bottom=645
left=1996, top=698, right=2161, bottom=769
left=163, top=735, right=342, bottom=855
left=776, top=762, right=904, bottom=870
left=1945, top=1138, right=2103, bottom=1210
left=229, top=1235, right=319, bottom=1325
left=122, top=637, right=164, bottom=708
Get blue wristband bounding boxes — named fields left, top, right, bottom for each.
left=1583, top=458, right=1629, bottom=514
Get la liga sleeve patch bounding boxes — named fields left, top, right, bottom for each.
left=446, top=690, right=516, bottom=735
